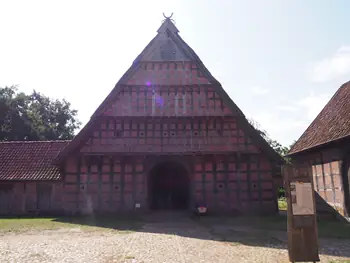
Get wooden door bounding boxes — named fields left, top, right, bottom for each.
left=344, top=155, right=350, bottom=216
left=0, top=184, right=14, bottom=215
left=37, top=184, right=53, bottom=211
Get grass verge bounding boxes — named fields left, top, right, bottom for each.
left=0, top=215, right=144, bottom=234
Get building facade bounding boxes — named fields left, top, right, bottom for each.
left=288, top=81, right=350, bottom=218
left=0, top=16, right=283, bottom=216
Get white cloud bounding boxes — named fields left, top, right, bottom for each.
left=297, top=92, right=331, bottom=120
left=247, top=92, right=332, bottom=146
left=308, top=45, right=350, bottom=82
left=251, top=86, right=269, bottom=95
left=0, top=0, right=179, bottom=127
left=246, top=111, right=307, bottom=146
left=276, top=105, right=298, bottom=112
left=338, top=46, right=350, bottom=52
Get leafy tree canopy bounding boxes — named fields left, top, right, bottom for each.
left=248, top=118, right=295, bottom=159
left=0, top=85, right=81, bottom=141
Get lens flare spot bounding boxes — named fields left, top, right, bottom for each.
left=156, top=96, right=164, bottom=107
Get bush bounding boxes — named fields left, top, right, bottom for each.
left=278, top=187, right=285, bottom=198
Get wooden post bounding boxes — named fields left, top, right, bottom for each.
left=284, top=164, right=320, bottom=262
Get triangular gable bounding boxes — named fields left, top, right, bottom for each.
left=157, top=17, right=179, bottom=33
left=140, top=33, right=190, bottom=62
left=166, top=30, right=283, bottom=163
left=54, top=17, right=284, bottom=164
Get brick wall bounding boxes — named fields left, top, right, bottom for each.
left=292, top=146, right=349, bottom=218
left=192, top=154, right=278, bottom=215
left=59, top=153, right=279, bottom=216
left=80, top=117, right=260, bottom=155
left=0, top=181, right=64, bottom=215
left=62, top=156, right=147, bottom=215
left=0, top=153, right=280, bottom=216
left=312, top=161, right=345, bottom=215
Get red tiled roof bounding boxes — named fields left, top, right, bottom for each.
left=0, top=141, right=70, bottom=181
left=288, top=81, right=350, bottom=155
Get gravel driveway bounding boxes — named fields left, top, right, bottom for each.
left=0, top=215, right=349, bottom=263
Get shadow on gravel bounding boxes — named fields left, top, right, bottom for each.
left=53, top=215, right=144, bottom=233
left=51, top=212, right=350, bottom=258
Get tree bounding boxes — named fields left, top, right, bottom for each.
left=248, top=118, right=290, bottom=158
left=0, top=85, right=81, bottom=141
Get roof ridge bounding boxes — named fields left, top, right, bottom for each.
left=157, top=16, right=179, bottom=33
left=0, top=140, right=71, bottom=144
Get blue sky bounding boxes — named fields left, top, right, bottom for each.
left=1, top=0, right=350, bottom=146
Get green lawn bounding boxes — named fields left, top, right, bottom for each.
left=0, top=216, right=144, bottom=233
left=0, top=218, right=69, bottom=233
left=1, top=213, right=349, bottom=240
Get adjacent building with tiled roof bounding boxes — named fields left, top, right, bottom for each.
left=0, top=15, right=283, bottom=216
left=0, top=141, right=69, bottom=181
left=0, top=141, right=70, bottom=215
left=287, top=81, right=350, bottom=218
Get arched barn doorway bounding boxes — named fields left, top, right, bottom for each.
left=148, top=161, right=190, bottom=210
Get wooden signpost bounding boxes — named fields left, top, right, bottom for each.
left=283, top=164, right=320, bottom=262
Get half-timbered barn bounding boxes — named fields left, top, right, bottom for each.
left=0, top=16, right=283, bottom=216
left=288, top=81, right=350, bottom=219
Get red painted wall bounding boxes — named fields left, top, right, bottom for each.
left=0, top=182, right=64, bottom=215
left=292, top=146, right=349, bottom=218
left=80, top=117, right=259, bottom=154
left=192, top=154, right=277, bottom=214
left=58, top=154, right=278, bottom=215
left=0, top=57, right=281, bottom=216
left=0, top=152, right=278, bottom=216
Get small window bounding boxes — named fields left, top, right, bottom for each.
left=217, top=183, right=225, bottom=189
left=114, top=131, right=123, bottom=137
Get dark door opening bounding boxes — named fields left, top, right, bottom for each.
left=37, top=183, right=52, bottom=211
left=0, top=184, right=13, bottom=215
left=149, top=161, right=190, bottom=210
left=343, top=154, right=350, bottom=216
